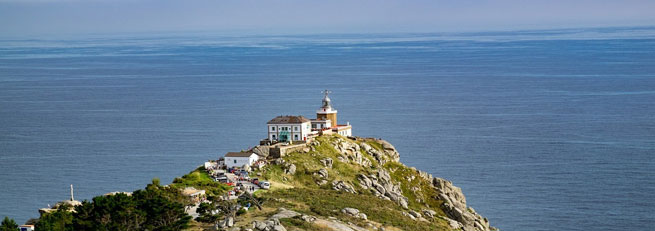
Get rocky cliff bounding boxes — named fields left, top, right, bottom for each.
left=233, top=135, right=496, bottom=231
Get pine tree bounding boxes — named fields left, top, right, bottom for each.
left=0, top=216, right=18, bottom=231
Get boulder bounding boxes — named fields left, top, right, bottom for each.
left=377, top=169, right=391, bottom=183
left=422, top=209, right=437, bottom=218
left=316, top=179, right=328, bottom=186
left=252, top=146, right=270, bottom=157
left=402, top=211, right=416, bottom=220
left=377, top=139, right=400, bottom=162
left=357, top=174, right=372, bottom=190
left=284, top=163, right=296, bottom=175
left=321, top=158, right=333, bottom=168
left=359, top=143, right=373, bottom=152
left=316, top=169, right=329, bottom=178
left=272, top=225, right=286, bottom=231
left=341, top=207, right=360, bottom=216
left=273, top=158, right=285, bottom=165
left=433, top=178, right=467, bottom=210
left=409, top=210, right=422, bottom=219
left=254, top=221, right=267, bottom=230
left=332, top=181, right=356, bottom=194
left=377, top=139, right=396, bottom=151
left=341, top=207, right=367, bottom=220
left=443, top=217, right=463, bottom=230
left=300, top=215, right=316, bottom=222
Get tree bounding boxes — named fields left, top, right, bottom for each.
left=33, top=178, right=191, bottom=231
left=134, top=182, right=190, bottom=231
left=35, top=206, right=73, bottom=231
left=0, top=216, right=18, bottom=231
left=195, top=202, right=221, bottom=224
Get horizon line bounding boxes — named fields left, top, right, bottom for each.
left=2, top=24, right=654, bottom=41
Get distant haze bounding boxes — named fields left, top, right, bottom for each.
left=1, top=0, right=655, bottom=37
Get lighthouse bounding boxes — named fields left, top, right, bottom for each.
left=264, top=89, right=352, bottom=144
left=316, top=90, right=338, bottom=128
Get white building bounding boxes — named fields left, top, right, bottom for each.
left=19, top=225, right=35, bottom=231
left=224, top=152, right=260, bottom=168
left=267, top=115, right=312, bottom=142
left=332, top=122, right=352, bottom=137
left=265, top=91, right=352, bottom=142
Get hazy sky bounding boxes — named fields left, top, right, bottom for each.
left=1, top=0, right=654, bottom=37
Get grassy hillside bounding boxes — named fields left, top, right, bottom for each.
left=248, top=135, right=451, bottom=231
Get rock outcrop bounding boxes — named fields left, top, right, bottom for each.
left=283, top=163, right=296, bottom=175
left=252, top=145, right=270, bottom=157
left=252, top=218, right=286, bottom=231
left=358, top=140, right=399, bottom=166
left=332, top=139, right=372, bottom=167
left=320, top=157, right=333, bottom=168
left=259, top=136, right=495, bottom=231
left=356, top=170, right=409, bottom=209
left=412, top=169, right=492, bottom=231
left=341, top=207, right=367, bottom=220
left=332, top=180, right=357, bottom=194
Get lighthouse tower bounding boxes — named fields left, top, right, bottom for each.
left=317, top=90, right=338, bottom=128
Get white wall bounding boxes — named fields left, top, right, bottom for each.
left=268, top=122, right=310, bottom=141
left=225, top=154, right=259, bottom=168
left=337, top=128, right=352, bottom=137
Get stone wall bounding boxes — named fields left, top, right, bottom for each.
left=270, top=143, right=308, bottom=158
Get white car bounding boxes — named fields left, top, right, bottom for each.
left=259, top=181, right=270, bottom=189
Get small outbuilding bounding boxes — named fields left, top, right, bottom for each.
left=224, top=151, right=259, bottom=168
left=182, top=187, right=206, bottom=204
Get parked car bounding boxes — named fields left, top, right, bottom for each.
left=251, top=178, right=259, bottom=185
left=259, top=181, right=270, bottom=189
left=215, top=176, right=228, bottom=183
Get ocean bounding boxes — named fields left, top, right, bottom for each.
left=1, top=27, right=654, bottom=230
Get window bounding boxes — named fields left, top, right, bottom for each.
left=272, top=134, right=276, bottom=139
left=294, top=126, right=299, bottom=131
left=294, top=134, right=299, bottom=140
left=271, top=126, right=275, bottom=131
left=234, top=160, right=237, bottom=164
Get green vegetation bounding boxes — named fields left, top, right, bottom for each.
left=252, top=135, right=450, bottom=230
left=384, top=161, right=446, bottom=212
left=365, top=140, right=384, bottom=152
left=28, top=135, right=458, bottom=231
left=1, top=217, right=18, bottom=231
left=35, top=205, right=73, bottom=231
left=34, top=179, right=191, bottom=231
left=262, top=188, right=446, bottom=231
left=260, top=136, right=373, bottom=190
left=171, top=167, right=230, bottom=196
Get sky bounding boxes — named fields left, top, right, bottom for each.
left=1, top=0, right=654, bottom=37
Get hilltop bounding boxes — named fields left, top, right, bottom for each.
left=191, top=135, right=496, bottom=231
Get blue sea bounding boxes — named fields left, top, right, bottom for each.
left=1, top=27, right=654, bottom=230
